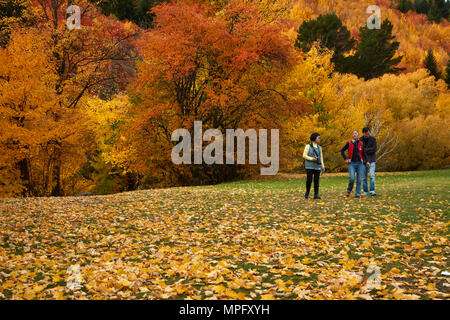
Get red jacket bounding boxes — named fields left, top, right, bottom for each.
left=348, top=140, right=363, bottom=161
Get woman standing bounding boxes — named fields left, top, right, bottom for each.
left=303, top=133, right=325, bottom=199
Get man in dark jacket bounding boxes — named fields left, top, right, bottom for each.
left=340, top=130, right=369, bottom=198
left=360, top=127, right=377, bottom=196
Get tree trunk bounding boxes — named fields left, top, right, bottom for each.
left=18, top=157, right=31, bottom=196
left=51, top=141, right=62, bottom=196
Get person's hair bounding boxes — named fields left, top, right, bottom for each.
left=362, top=127, right=370, bottom=133
left=310, top=132, right=320, bottom=142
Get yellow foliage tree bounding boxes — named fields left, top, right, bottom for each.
left=0, top=28, right=91, bottom=197
left=84, top=94, right=133, bottom=170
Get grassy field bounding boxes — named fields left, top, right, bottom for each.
left=0, top=169, right=449, bottom=299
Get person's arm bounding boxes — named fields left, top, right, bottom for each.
left=340, top=142, right=349, bottom=161
left=363, top=144, right=369, bottom=165
left=320, top=148, right=325, bottom=170
left=303, top=144, right=315, bottom=161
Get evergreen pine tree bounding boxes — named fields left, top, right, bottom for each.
left=89, top=0, right=166, bottom=29
left=0, top=0, right=29, bottom=47
left=427, top=0, right=443, bottom=22
left=97, top=0, right=136, bottom=21
left=436, top=0, right=450, bottom=20
left=348, top=19, right=404, bottom=80
left=396, top=0, right=413, bottom=13
left=134, top=0, right=167, bottom=29
left=414, top=0, right=430, bottom=14
left=294, top=13, right=356, bottom=73
left=423, top=49, right=442, bottom=80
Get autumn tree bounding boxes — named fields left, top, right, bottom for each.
left=82, top=94, right=139, bottom=194
left=31, top=0, right=139, bottom=196
left=121, top=0, right=299, bottom=186
left=0, top=0, right=139, bottom=197
left=386, top=114, right=450, bottom=170
left=0, top=28, right=92, bottom=196
left=279, top=44, right=335, bottom=168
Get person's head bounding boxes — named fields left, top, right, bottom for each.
left=362, top=126, right=370, bottom=138
left=310, top=132, right=320, bottom=144
left=351, top=130, right=359, bottom=140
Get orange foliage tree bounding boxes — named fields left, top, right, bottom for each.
left=0, top=0, right=139, bottom=196
left=120, top=0, right=303, bottom=186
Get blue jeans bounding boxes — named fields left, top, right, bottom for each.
left=363, top=162, right=376, bottom=193
left=347, top=162, right=364, bottom=196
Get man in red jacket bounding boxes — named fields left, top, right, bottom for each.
left=340, top=130, right=369, bottom=198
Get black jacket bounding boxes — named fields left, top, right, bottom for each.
left=360, top=135, right=377, bottom=163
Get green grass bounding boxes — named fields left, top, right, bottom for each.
left=205, top=169, right=448, bottom=191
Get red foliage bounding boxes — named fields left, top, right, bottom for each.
left=375, top=0, right=392, bottom=7
left=351, top=27, right=360, bottom=41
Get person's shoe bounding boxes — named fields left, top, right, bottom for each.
left=370, top=191, right=376, bottom=196
left=304, top=192, right=309, bottom=199
left=346, top=192, right=351, bottom=197
left=314, top=195, right=321, bottom=199
left=363, top=192, right=369, bottom=196
left=355, top=195, right=363, bottom=198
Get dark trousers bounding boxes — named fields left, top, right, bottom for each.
left=306, top=169, right=320, bottom=195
